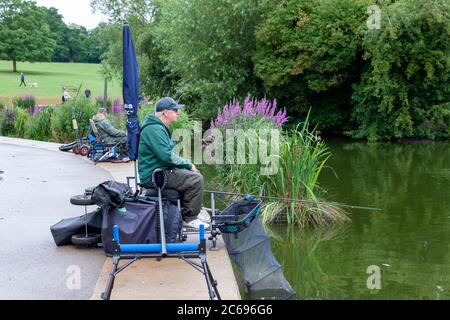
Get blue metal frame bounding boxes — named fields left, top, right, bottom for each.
left=113, top=224, right=203, bottom=254
left=101, top=196, right=220, bottom=300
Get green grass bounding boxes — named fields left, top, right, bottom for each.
left=0, top=60, right=122, bottom=105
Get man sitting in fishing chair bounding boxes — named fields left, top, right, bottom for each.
left=138, top=97, right=209, bottom=230
left=93, top=108, right=129, bottom=159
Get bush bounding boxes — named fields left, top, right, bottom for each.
left=13, top=108, right=32, bottom=138
left=94, top=95, right=113, bottom=112
left=138, top=101, right=194, bottom=132
left=0, top=106, right=16, bottom=136
left=415, top=103, right=450, bottom=139
left=26, top=107, right=54, bottom=141
left=108, top=112, right=127, bottom=132
left=138, top=103, right=155, bottom=123
left=154, top=0, right=263, bottom=120
left=14, top=94, right=36, bottom=110
left=350, top=0, right=450, bottom=141
left=51, top=97, right=98, bottom=143
left=208, top=97, right=349, bottom=228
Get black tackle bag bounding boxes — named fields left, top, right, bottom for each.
left=50, top=208, right=102, bottom=246
left=92, top=180, right=132, bottom=208
left=101, top=199, right=158, bottom=255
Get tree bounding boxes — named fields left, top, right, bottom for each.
left=64, top=24, right=90, bottom=63
left=350, top=0, right=450, bottom=140
left=154, top=0, right=263, bottom=119
left=40, top=6, right=69, bottom=62
left=253, top=0, right=370, bottom=132
left=85, top=26, right=106, bottom=64
left=0, top=0, right=56, bottom=72
left=91, top=0, right=156, bottom=22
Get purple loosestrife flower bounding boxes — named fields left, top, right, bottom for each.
left=274, top=111, right=283, bottom=126
left=210, top=119, right=215, bottom=129
left=281, top=108, right=288, bottom=126
left=257, top=99, right=268, bottom=117
left=215, top=96, right=288, bottom=129
left=112, top=98, right=122, bottom=113
left=243, top=97, right=253, bottom=117
left=223, top=104, right=230, bottom=119
left=270, top=100, right=277, bottom=118
left=260, top=98, right=270, bottom=117
left=23, top=94, right=36, bottom=101
left=231, top=103, right=241, bottom=120
left=217, top=110, right=224, bottom=126
left=255, top=101, right=262, bottom=116
left=274, top=108, right=288, bottom=127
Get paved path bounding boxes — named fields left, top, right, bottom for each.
left=0, top=139, right=111, bottom=299
left=0, top=137, right=241, bottom=300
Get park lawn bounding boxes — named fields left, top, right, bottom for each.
left=0, top=60, right=122, bottom=105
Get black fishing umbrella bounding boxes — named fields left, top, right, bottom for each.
left=122, top=22, right=141, bottom=189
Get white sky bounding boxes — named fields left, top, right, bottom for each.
left=33, top=0, right=108, bottom=30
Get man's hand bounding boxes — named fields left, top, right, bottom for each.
left=191, top=164, right=199, bottom=173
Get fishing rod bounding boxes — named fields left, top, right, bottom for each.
left=203, top=189, right=382, bottom=212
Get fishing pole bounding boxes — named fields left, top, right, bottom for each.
left=203, top=189, right=382, bottom=211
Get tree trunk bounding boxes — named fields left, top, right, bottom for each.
left=103, top=78, right=108, bottom=109
left=13, top=59, right=17, bottom=73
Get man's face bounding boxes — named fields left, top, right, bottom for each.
left=164, top=109, right=180, bottom=124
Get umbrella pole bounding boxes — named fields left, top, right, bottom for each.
left=134, top=161, right=138, bottom=192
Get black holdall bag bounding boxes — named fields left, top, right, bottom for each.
left=101, top=199, right=158, bottom=256
left=50, top=208, right=102, bottom=246
left=92, top=181, right=132, bottom=208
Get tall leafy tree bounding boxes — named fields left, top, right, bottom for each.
left=154, top=0, right=263, bottom=119
left=40, top=6, right=69, bottom=62
left=351, top=0, right=450, bottom=140
left=253, top=0, right=370, bottom=132
left=84, top=26, right=106, bottom=64
left=64, top=24, right=90, bottom=62
left=91, top=0, right=156, bottom=22
left=91, top=1, right=176, bottom=97
left=0, top=0, right=56, bottom=72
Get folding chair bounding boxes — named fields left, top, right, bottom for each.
left=88, top=119, right=122, bottom=164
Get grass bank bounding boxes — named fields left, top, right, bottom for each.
left=0, top=60, right=121, bottom=105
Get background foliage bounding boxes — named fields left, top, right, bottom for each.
left=1, top=0, right=448, bottom=141
left=91, top=0, right=449, bottom=141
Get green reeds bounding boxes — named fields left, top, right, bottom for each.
left=260, top=118, right=350, bottom=228
left=214, top=109, right=350, bottom=228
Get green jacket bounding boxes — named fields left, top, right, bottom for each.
left=138, top=115, right=193, bottom=186
left=93, top=114, right=126, bottom=145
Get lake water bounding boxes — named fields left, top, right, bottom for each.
left=266, top=139, right=450, bottom=299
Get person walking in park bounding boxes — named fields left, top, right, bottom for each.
left=19, top=73, right=26, bottom=87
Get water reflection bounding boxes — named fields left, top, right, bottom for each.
left=267, top=224, right=350, bottom=299
left=201, top=140, right=450, bottom=299
left=281, top=139, right=450, bottom=299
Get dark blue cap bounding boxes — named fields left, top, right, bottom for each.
left=156, top=97, right=185, bottom=112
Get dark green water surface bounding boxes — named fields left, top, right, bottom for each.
left=266, top=139, right=450, bottom=299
